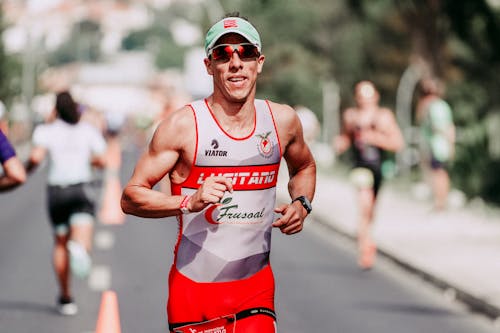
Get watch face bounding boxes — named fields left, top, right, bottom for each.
left=294, top=196, right=312, bottom=214
left=302, top=197, right=312, bottom=213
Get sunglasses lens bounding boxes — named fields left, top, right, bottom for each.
left=211, top=45, right=232, bottom=61
left=210, top=44, right=259, bottom=62
left=238, top=44, right=259, bottom=60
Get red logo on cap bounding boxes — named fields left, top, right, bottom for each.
left=223, top=19, right=238, bottom=29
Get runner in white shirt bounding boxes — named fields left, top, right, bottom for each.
left=28, top=91, right=107, bottom=315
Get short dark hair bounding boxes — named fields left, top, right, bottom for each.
left=223, top=12, right=249, bottom=21
left=56, top=91, right=80, bottom=124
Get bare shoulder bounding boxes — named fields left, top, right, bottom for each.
left=378, top=107, right=397, bottom=123
left=267, top=100, right=299, bottom=128
left=344, top=107, right=357, bottom=116
left=379, top=106, right=394, bottom=115
left=342, top=107, right=357, bottom=127
left=266, top=100, right=304, bottom=150
left=151, top=105, right=195, bottom=152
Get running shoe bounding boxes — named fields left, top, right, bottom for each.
left=57, top=296, right=78, bottom=316
left=67, top=240, right=92, bottom=279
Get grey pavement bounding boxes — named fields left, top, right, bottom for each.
left=277, top=161, right=500, bottom=322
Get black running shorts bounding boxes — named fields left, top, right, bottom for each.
left=47, top=183, right=95, bottom=227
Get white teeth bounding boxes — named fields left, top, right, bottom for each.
left=229, top=77, right=244, bottom=82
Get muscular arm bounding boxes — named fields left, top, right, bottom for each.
left=284, top=121, right=316, bottom=203
left=121, top=108, right=191, bottom=218
left=121, top=107, right=233, bottom=219
left=271, top=103, right=316, bottom=234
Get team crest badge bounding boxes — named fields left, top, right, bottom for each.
left=256, top=131, right=273, bottom=158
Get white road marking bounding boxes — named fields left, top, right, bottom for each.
left=94, top=230, right=115, bottom=250
left=88, top=265, right=111, bottom=291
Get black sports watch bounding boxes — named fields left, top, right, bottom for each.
left=292, top=196, right=312, bottom=215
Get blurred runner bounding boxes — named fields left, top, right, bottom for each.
left=27, top=91, right=107, bottom=315
left=416, top=77, right=455, bottom=211
left=0, top=128, right=26, bottom=191
left=121, top=13, right=316, bottom=333
left=295, top=105, right=320, bottom=146
left=334, top=81, right=404, bottom=269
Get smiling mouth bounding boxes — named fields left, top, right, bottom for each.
left=228, top=77, right=246, bottom=83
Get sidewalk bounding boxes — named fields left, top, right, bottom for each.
left=277, top=164, right=500, bottom=321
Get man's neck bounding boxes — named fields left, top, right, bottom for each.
left=207, top=96, right=256, bottom=137
left=356, top=105, right=378, bottom=114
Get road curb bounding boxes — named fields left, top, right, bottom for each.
left=307, top=205, right=500, bottom=321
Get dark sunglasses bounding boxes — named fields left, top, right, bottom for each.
left=208, top=43, right=260, bottom=62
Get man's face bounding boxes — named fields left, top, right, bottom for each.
left=204, top=33, right=265, bottom=103
left=355, top=82, right=379, bottom=108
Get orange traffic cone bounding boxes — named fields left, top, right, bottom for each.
left=99, top=137, right=125, bottom=225
left=95, top=290, right=122, bottom=333
left=99, top=174, right=125, bottom=225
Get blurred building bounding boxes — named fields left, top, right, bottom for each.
left=1, top=0, right=195, bottom=131
left=2, top=0, right=153, bottom=55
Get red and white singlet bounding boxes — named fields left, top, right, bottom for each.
left=171, top=98, right=282, bottom=283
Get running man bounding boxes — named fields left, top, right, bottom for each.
left=121, top=13, right=316, bottom=332
left=0, top=128, right=26, bottom=191
left=334, top=81, right=404, bottom=269
left=28, top=91, right=107, bottom=315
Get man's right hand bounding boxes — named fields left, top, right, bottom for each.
left=189, top=176, right=234, bottom=212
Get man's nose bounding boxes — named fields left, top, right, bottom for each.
left=228, top=50, right=243, bottom=67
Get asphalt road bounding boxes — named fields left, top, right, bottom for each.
left=0, top=150, right=497, bottom=333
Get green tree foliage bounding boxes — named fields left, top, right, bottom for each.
left=0, top=8, right=21, bottom=108
left=121, top=9, right=185, bottom=69
left=215, top=0, right=500, bottom=204
left=219, top=0, right=410, bottom=116
left=394, top=0, right=500, bottom=202
left=346, top=0, right=500, bottom=203
left=220, top=0, right=333, bottom=116
left=46, top=19, right=103, bottom=66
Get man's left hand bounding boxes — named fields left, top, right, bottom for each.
left=272, top=203, right=305, bottom=235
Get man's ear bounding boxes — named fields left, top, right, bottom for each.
left=257, top=55, right=265, bottom=74
left=204, top=58, right=214, bottom=76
